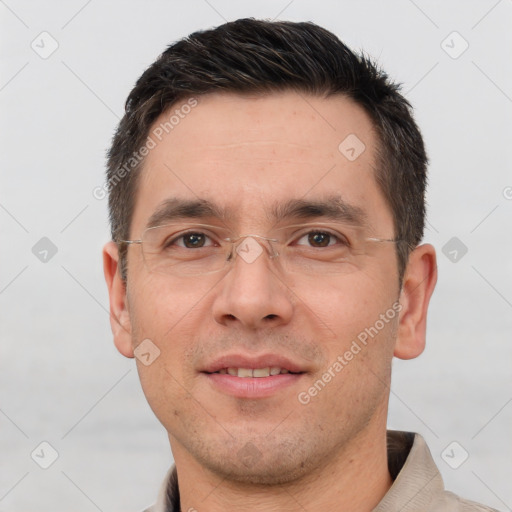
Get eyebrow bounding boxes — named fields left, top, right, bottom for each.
left=145, top=195, right=368, bottom=230
left=269, top=196, right=368, bottom=227
left=146, top=198, right=228, bottom=229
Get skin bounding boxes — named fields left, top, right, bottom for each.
left=103, top=91, right=437, bottom=511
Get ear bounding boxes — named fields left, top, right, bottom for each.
left=103, top=241, right=134, bottom=358
left=394, top=243, right=437, bottom=360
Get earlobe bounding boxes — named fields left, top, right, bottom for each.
left=103, top=241, right=134, bottom=358
left=394, top=243, right=437, bottom=360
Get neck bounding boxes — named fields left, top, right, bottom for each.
left=171, top=420, right=392, bottom=512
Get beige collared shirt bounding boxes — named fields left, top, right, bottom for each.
left=144, top=431, right=499, bottom=512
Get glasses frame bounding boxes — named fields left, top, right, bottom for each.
left=118, top=222, right=408, bottom=276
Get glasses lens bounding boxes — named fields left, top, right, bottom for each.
left=141, top=224, right=230, bottom=275
left=273, top=224, right=389, bottom=275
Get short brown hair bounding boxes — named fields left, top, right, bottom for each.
left=107, top=18, right=427, bottom=283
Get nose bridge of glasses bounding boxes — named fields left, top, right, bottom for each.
left=226, top=233, right=280, bottom=262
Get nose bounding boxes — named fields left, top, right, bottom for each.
left=211, top=235, right=294, bottom=330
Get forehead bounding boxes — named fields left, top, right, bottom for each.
left=131, top=91, right=391, bottom=235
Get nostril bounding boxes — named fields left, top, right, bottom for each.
left=265, top=314, right=278, bottom=320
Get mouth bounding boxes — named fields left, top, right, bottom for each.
left=201, top=355, right=307, bottom=398
left=206, top=367, right=302, bottom=378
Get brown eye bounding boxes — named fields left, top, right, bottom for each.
left=296, top=230, right=344, bottom=248
left=308, top=232, right=331, bottom=247
left=164, top=231, right=214, bottom=249
left=182, top=233, right=206, bottom=248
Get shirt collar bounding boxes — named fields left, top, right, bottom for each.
left=373, top=431, right=444, bottom=511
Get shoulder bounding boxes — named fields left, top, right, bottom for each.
left=430, top=491, right=501, bottom=512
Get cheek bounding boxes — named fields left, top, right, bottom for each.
left=304, top=311, right=397, bottom=411
left=291, top=272, right=394, bottom=340
left=127, top=273, right=219, bottom=374
left=129, top=274, right=210, bottom=329
left=135, top=358, right=192, bottom=431
left=128, top=276, right=211, bottom=422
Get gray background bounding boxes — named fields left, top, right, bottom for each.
left=1, top=0, right=511, bottom=510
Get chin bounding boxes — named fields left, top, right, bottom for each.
left=195, top=437, right=320, bottom=487
left=203, top=458, right=310, bottom=486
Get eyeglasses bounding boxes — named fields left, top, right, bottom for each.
left=119, top=222, right=406, bottom=277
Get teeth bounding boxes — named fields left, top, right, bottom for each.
left=253, top=367, right=270, bottom=377
left=219, top=367, right=292, bottom=377
left=237, top=368, right=253, bottom=378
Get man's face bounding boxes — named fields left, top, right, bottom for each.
left=118, top=91, right=404, bottom=483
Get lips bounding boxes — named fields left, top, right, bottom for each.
left=201, top=353, right=308, bottom=398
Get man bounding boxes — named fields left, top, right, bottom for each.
left=102, top=18, right=498, bottom=512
